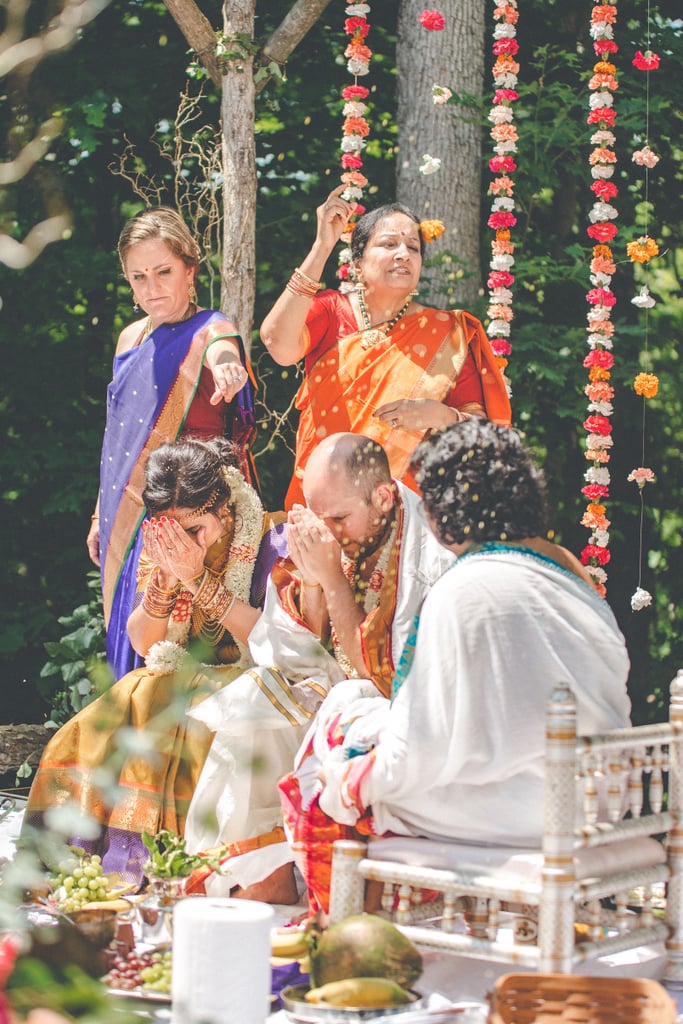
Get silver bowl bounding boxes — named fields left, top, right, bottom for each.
left=281, top=983, right=423, bottom=1023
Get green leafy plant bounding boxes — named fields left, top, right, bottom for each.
left=39, top=572, right=110, bottom=729
left=141, top=829, right=208, bottom=879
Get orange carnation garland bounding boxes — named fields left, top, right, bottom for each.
left=579, top=0, right=622, bottom=598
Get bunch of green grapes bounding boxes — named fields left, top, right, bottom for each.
left=50, top=852, right=110, bottom=911
left=139, top=950, right=173, bottom=993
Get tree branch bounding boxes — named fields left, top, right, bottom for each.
left=255, top=0, right=333, bottom=92
left=162, top=0, right=221, bottom=87
left=0, top=0, right=111, bottom=77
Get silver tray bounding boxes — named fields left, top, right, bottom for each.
left=281, top=983, right=422, bottom=1023
left=107, top=986, right=171, bottom=1006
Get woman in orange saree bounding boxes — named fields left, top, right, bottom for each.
left=260, top=187, right=511, bottom=508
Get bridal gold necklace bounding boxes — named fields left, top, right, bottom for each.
left=356, top=288, right=412, bottom=349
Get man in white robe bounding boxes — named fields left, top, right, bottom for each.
left=281, top=420, right=631, bottom=911
left=184, top=433, right=453, bottom=899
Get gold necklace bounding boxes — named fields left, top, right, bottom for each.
left=357, top=289, right=413, bottom=349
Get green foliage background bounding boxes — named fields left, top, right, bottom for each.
left=1, top=0, right=681, bottom=725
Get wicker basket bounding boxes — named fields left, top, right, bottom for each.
left=488, top=973, right=677, bottom=1024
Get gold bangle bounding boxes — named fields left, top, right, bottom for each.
left=302, top=580, right=322, bottom=589
left=294, top=266, right=323, bottom=291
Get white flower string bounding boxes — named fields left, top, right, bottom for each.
left=578, top=0, right=620, bottom=598
left=486, top=0, right=520, bottom=396
left=626, top=9, right=661, bottom=613
left=333, top=516, right=398, bottom=678
left=336, top=2, right=373, bottom=289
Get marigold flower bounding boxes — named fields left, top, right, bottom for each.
left=626, top=236, right=659, bottom=263
left=343, top=116, right=370, bottom=137
left=633, top=372, right=659, bottom=398
left=588, top=366, right=612, bottom=382
left=632, top=146, right=660, bottom=168
left=419, top=8, right=446, bottom=31
left=633, top=50, right=660, bottom=70
left=587, top=222, right=618, bottom=243
left=420, top=219, right=445, bottom=243
left=594, top=60, right=617, bottom=75
left=592, top=244, right=613, bottom=259
left=627, top=467, right=656, bottom=487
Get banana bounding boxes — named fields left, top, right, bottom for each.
left=270, top=927, right=310, bottom=959
left=304, top=977, right=413, bottom=1007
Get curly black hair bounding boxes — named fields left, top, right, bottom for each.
left=410, top=420, right=548, bottom=547
left=142, top=438, right=240, bottom=517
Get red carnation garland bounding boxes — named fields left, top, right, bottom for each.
left=579, top=0, right=621, bottom=597
left=486, top=0, right=520, bottom=393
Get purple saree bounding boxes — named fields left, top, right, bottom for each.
left=99, top=310, right=256, bottom=680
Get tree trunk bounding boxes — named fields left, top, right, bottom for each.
left=220, top=0, right=257, bottom=347
left=396, top=0, right=486, bottom=308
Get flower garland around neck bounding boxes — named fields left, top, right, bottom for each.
left=146, top=467, right=265, bottom=673
left=579, top=0, right=621, bottom=599
left=332, top=514, right=398, bottom=678
left=486, top=0, right=520, bottom=397
left=625, top=27, right=662, bottom=614
left=336, top=2, right=372, bottom=293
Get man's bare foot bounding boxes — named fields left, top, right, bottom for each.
left=230, top=863, right=300, bottom=905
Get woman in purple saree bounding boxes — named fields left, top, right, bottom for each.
left=86, top=208, right=258, bottom=679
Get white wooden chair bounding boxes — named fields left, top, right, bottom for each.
left=328, top=670, right=683, bottom=983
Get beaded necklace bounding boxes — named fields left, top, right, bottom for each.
left=356, top=288, right=413, bottom=349
left=332, top=515, right=398, bottom=677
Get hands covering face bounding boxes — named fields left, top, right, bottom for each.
left=142, top=516, right=207, bottom=584
left=287, top=505, right=342, bottom=588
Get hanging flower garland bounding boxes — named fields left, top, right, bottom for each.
left=336, top=3, right=373, bottom=291
left=626, top=21, right=661, bottom=612
left=579, top=0, right=620, bottom=598
left=486, top=0, right=520, bottom=392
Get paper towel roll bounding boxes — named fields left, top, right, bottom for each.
left=171, top=896, right=274, bottom=1024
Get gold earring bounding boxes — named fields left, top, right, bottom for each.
left=189, top=282, right=197, bottom=305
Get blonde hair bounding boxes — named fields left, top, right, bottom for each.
left=118, top=206, right=200, bottom=277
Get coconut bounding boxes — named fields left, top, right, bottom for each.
left=308, top=913, right=423, bottom=989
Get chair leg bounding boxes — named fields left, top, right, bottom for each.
left=329, top=839, right=367, bottom=924
left=664, top=670, right=683, bottom=984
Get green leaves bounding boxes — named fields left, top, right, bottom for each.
left=141, top=829, right=206, bottom=879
